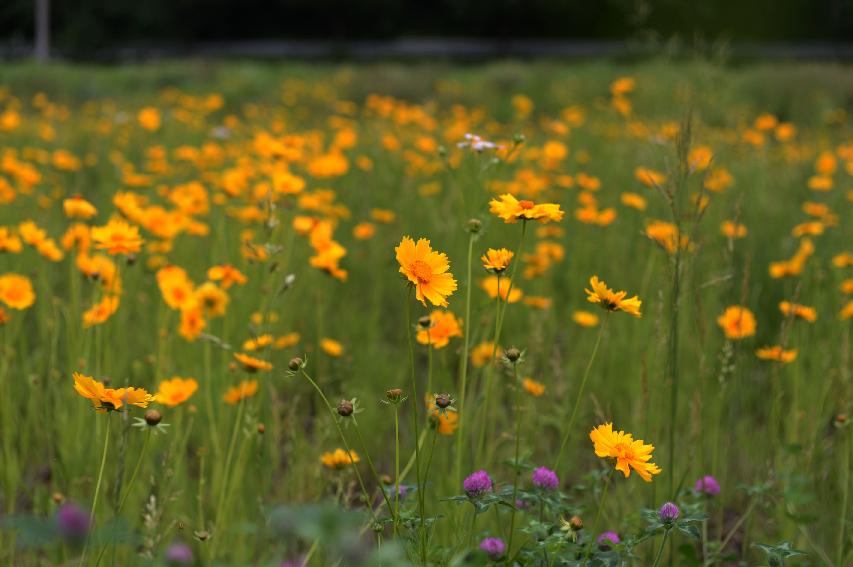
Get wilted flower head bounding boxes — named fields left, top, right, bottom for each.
left=463, top=469, right=493, bottom=497
left=479, top=537, right=506, bottom=558
left=531, top=466, right=559, bottom=489
left=659, top=502, right=680, bottom=523
left=694, top=475, right=721, bottom=496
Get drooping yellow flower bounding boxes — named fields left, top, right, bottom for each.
left=234, top=352, right=273, bottom=373
left=396, top=236, right=457, bottom=307
left=589, top=423, right=661, bottom=482
left=585, top=276, right=641, bottom=317
left=779, top=301, right=817, bottom=323
left=755, top=346, right=798, bottom=363
left=91, top=219, right=143, bottom=256
left=320, top=448, right=360, bottom=469
left=63, top=196, right=98, bottom=220
left=416, top=310, right=463, bottom=349
left=156, top=377, right=199, bottom=407
left=489, top=194, right=564, bottom=224
left=0, top=273, right=36, bottom=310
left=223, top=379, right=259, bottom=404
left=481, top=248, right=514, bottom=274
left=716, top=306, right=756, bottom=339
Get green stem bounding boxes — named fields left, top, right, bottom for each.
left=553, top=317, right=608, bottom=471
left=583, top=468, right=615, bottom=564
left=837, top=427, right=850, bottom=567
left=211, top=393, right=246, bottom=558
left=651, top=529, right=672, bottom=567
left=394, top=406, right=401, bottom=537
left=455, top=230, right=475, bottom=490
left=80, top=414, right=111, bottom=566
left=405, top=288, right=426, bottom=561
left=506, top=362, right=523, bottom=562
left=351, top=418, right=395, bottom=522
left=116, top=428, right=151, bottom=514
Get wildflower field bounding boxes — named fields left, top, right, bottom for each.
left=0, top=59, right=851, bottom=566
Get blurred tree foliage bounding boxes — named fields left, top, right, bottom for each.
left=1, top=0, right=850, bottom=57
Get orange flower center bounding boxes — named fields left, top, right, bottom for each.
left=614, top=442, right=634, bottom=460
left=519, top=200, right=535, bottom=209
left=411, top=260, right=433, bottom=283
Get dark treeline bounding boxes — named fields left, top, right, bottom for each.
left=1, top=0, right=850, bottom=56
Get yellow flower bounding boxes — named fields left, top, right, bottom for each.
left=275, top=332, right=301, bottom=349
left=207, top=264, right=247, bottom=288
left=0, top=227, right=22, bottom=253
left=156, top=377, right=198, bottom=407
left=841, top=300, right=853, bottom=320
left=590, top=423, right=661, bottom=482
left=489, top=194, right=564, bottom=224
left=585, top=276, right=641, bottom=317
left=716, top=306, right=756, bottom=339
left=396, top=236, right=457, bottom=307
left=320, top=338, right=344, bottom=357
left=0, top=273, right=36, bottom=310
left=572, top=310, right=600, bottom=327
left=755, top=346, right=797, bottom=363
left=634, top=167, right=666, bottom=188
left=223, top=379, right=259, bottom=404
left=646, top=220, right=691, bottom=254
left=179, top=301, right=206, bottom=342
left=481, top=248, right=514, bottom=274
left=320, top=448, right=360, bottom=469
left=416, top=310, right=463, bottom=349
left=620, top=192, right=647, bottom=210
left=73, top=372, right=154, bottom=413
left=243, top=334, right=274, bottom=352
left=63, top=196, right=98, bottom=220
left=83, top=295, right=120, bottom=328
left=471, top=341, right=499, bottom=368
left=522, top=377, right=545, bottom=397
left=157, top=265, right=195, bottom=310
left=138, top=107, right=161, bottom=131
left=234, top=353, right=273, bottom=373
left=91, top=219, right=143, bottom=255
left=195, top=282, right=229, bottom=318
left=425, top=395, right=459, bottom=435
left=779, top=301, right=817, bottom=323
left=353, top=222, right=376, bottom=240
left=720, top=221, right=747, bottom=239
left=480, top=275, right=523, bottom=303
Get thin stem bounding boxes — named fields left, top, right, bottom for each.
left=211, top=393, right=247, bottom=558
left=836, top=427, right=850, bottom=567
left=554, top=317, right=608, bottom=471
left=117, top=428, right=151, bottom=513
left=651, top=529, right=672, bottom=567
left=405, top=288, right=426, bottom=561
left=394, top=406, right=400, bottom=537
left=583, top=468, right=615, bottom=564
left=455, top=231, right=475, bottom=490
left=506, top=362, right=523, bottom=561
left=80, top=414, right=112, bottom=566
left=351, top=418, right=395, bottom=522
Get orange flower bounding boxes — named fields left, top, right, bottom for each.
left=63, top=196, right=98, bottom=220
left=755, top=346, right=797, bottom=363
left=179, top=301, right=206, bottom=342
left=620, top=192, right=647, bottom=210
left=353, top=222, right=376, bottom=240
left=320, top=338, right=344, bottom=357
left=720, top=221, right=747, bottom=239
left=522, top=377, right=545, bottom=397
left=91, top=219, right=143, bottom=255
left=396, top=237, right=457, bottom=307
left=223, top=379, right=259, bottom=404
left=585, top=276, right=641, bottom=317
left=0, top=273, right=36, bottom=310
left=320, top=448, right=360, bottom=469
left=156, top=377, right=199, bottom=407
left=471, top=341, right=499, bottom=368
left=157, top=266, right=195, bottom=310
left=489, top=194, right=564, bottom=224
left=481, top=248, right=514, bottom=274
left=480, top=275, right=523, bottom=303
left=716, top=306, right=756, bottom=339
left=234, top=352, right=273, bottom=373
left=138, top=107, right=161, bottom=131
left=207, top=264, right=247, bottom=288
left=589, top=423, right=661, bottom=482
left=572, top=310, right=600, bottom=327
left=779, top=301, right=817, bottom=322
left=0, top=227, right=22, bottom=253
left=416, top=310, right=463, bottom=349
left=83, top=295, right=120, bottom=328
left=195, top=282, right=229, bottom=318
left=73, top=372, right=154, bottom=413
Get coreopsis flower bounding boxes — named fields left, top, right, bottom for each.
left=481, top=248, right=514, bottom=274
left=352, top=222, right=376, bottom=240
left=589, top=423, right=661, bottom=482
left=572, top=310, right=600, bottom=327
left=832, top=252, right=853, bottom=268
left=223, top=379, right=259, bottom=404
left=395, top=236, right=457, bottom=307
left=840, top=300, right=853, bottom=320
left=138, top=107, right=161, bottom=131
left=585, top=276, right=641, bottom=317
left=91, top=219, right=143, bottom=255
left=320, top=338, right=344, bottom=357
left=73, top=372, right=154, bottom=413
left=0, top=227, right=22, bottom=253
left=320, top=448, right=360, bottom=469
left=704, top=167, right=734, bottom=192
left=416, top=310, right=463, bottom=349
left=522, top=377, right=545, bottom=397
left=178, top=302, right=206, bottom=342
left=489, top=194, right=564, bottom=224
left=275, top=332, right=301, bottom=349
left=243, top=334, right=274, bottom=352
left=234, top=353, right=273, bottom=373
left=523, top=296, right=552, bottom=309
left=770, top=239, right=814, bottom=278
left=82, top=295, right=120, bottom=328
left=646, top=220, right=691, bottom=254
left=721, top=221, right=747, bottom=238
left=194, top=282, right=229, bottom=318
left=634, top=167, right=666, bottom=188
left=716, top=306, right=756, bottom=339
left=779, top=301, right=817, bottom=322
left=63, top=196, right=97, bottom=220
left=0, top=273, right=36, bottom=310
left=620, top=192, right=647, bottom=210
left=471, top=341, right=499, bottom=368
left=371, top=209, right=396, bottom=224
left=157, top=266, right=195, bottom=310
left=207, top=264, right=247, bottom=288
left=791, top=221, right=825, bottom=238
left=425, top=394, right=459, bottom=435
left=480, top=275, right=523, bottom=303
left=755, top=346, right=798, bottom=363
left=156, top=377, right=198, bottom=407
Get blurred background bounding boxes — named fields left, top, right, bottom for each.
left=1, top=0, right=851, bottom=61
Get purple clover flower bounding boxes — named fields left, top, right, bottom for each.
left=164, top=542, right=194, bottom=565
left=531, top=466, right=559, bottom=489
left=659, top=502, right=680, bottom=523
left=55, top=503, right=90, bottom=542
left=694, top=475, right=721, bottom=496
left=479, top=537, right=506, bottom=558
left=596, top=531, right=621, bottom=548
left=463, top=470, right=493, bottom=497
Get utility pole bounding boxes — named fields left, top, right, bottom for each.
left=35, top=0, right=50, bottom=62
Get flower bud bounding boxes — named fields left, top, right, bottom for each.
left=569, top=515, right=584, bottom=531
left=467, top=219, right=482, bottom=233
left=337, top=399, right=354, bottom=416
left=144, top=409, right=162, bottom=426
left=386, top=388, right=403, bottom=403
left=659, top=502, right=680, bottom=523
left=505, top=347, right=521, bottom=362
left=257, top=423, right=265, bottom=434
left=435, top=393, right=452, bottom=409
left=288, top=357, right=303, bottom=372
left=417, top=315, right=432, bottom=329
